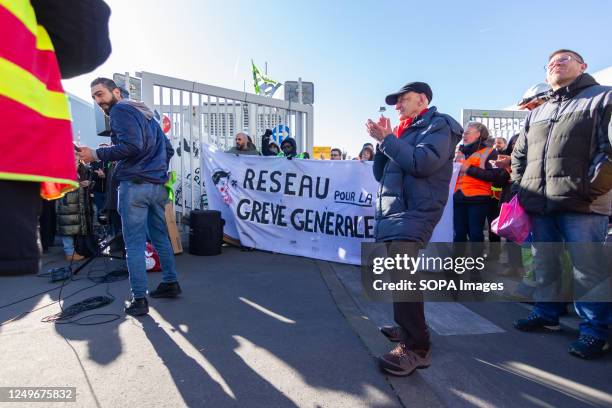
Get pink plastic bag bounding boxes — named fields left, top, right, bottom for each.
left=491, top=195, right=532, bottom=245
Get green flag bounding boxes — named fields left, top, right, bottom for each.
left=251, top=60, right=281, bottom=97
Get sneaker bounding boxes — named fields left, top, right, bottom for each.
left=380, top=326, right=406, bottom=342
left=125, top=297, right=149, bottom=316
left=569, top=335, right=610, bottom=359
left=150, top=282, right=182, bottom=298
left=379, top=343, right=431, bottom=376
left=513, top=312, right=560, bottom=332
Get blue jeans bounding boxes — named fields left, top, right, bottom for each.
left=93, top=192, right=106, bottom=219
left=118, top=181, right=178, bottom=298
left=61, top=235, right=74, bottom=256
left=531, top=212, right=611, bottom=340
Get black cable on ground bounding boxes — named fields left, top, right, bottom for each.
left=41, top=256, right=128, bottom=326
left=0, top=254, right=128, bottom=327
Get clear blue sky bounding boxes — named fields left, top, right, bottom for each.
left=64, top=0, right=612, bottom=156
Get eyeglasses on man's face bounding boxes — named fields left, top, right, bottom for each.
left=545, top=54, right=584, bottom=71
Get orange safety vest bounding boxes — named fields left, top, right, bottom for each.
left=0, top=0, right=78, bottom=199
left=454, top=147, right=494, bottom=197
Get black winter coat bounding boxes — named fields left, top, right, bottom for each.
left=57, top=165, right=92, bottom=236
left=31, top=0, right=111, bottom=79
left=511, top=74, right=612, bottom=215
left=499, top=133, right=519, bottom=204
left=373, top=107, right=462, bottom=243
left=56, top=186, right=91, bottom=236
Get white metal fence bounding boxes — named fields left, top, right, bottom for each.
left=461, top=109, right=528, bottom=140
left=138, top=72, right=314, bottom=216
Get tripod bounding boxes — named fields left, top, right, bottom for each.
left=49, top=233, right=124, bottom=282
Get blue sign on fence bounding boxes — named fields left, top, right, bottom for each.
left=271, top=125, right=291, bottom=144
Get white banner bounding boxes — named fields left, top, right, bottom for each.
left=201, top=144, right=458, bottom=265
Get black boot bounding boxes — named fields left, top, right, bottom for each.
left=125, top=297, right=149, bottom=316
left=150, top=282, right=182, bottom=298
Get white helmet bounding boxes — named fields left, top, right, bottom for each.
left=518, top=83, right=551, bottom=105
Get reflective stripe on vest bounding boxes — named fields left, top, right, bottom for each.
left=454, top=147, right=494, bottom=197
left=491, top=186, right=503, bottom=200
left=0, top=0, right=77, bottom=199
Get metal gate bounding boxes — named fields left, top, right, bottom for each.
left=461, top=109, right=528, bottom=140
left=137, top=71, right=314, bottom=216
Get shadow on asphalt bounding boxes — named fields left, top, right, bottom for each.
left=0, top=246, right=398, bottom=407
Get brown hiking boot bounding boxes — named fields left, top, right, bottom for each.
left=65, top=253, right=85, bottom=262
left=379, top=343, right=431, bottom=376
left=380, top=325, right=406, bottom=342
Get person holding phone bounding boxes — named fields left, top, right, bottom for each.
left=77, top=78, right=179, bottom=317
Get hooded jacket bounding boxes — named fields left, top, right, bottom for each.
left=96, top=100, right=174, bottom=184
left=280, top=137, right=297, bottom=157
left=511, top=74, right=612, bottom=215
left=226, top=143, right=260, bottom=155
left=260, top=130, right=278, bottom=156
left=373, top=107, right=462, bottom=243
left=278, top=137, right=307, bottom=159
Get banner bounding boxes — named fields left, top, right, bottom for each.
left=201, top=144, right=458, bottom=265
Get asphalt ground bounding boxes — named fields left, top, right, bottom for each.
left=0, top=245, right=610, bottom=407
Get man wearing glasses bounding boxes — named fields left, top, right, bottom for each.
left=512, top=49, right=612, bottom=359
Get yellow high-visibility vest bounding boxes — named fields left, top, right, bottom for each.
left=0, top=0, right=78, bottom=199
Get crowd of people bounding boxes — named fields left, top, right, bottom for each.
left=2, top=3, right=610, bottom=380
left=225, top=128, right=376, bottom=161
left=365, top=48, right=611, bottom=376
left=37, top=49, right=612, bottom=370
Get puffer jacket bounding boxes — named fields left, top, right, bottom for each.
left=57, top=164, right=92, bottom=236
left=373, top=107, right=462, bottom=243
left=511, top=74, right=612, bottom=215
left=499, top=133, right=519, bottom=204
left=56, top=186, right=90, bottom=236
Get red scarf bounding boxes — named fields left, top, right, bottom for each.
left=394, top=108, right=429, bottom=138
